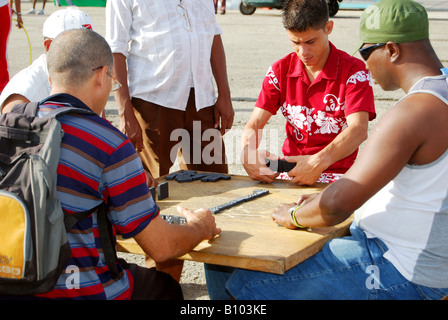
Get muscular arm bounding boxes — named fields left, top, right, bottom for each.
left=286, top=111, right=369, bottom=185
left=273, top=93, right=448, bottom=228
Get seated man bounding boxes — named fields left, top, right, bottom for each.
left=241, top=0, right=376, bottom=185
left=207, top=0, right=448, bottom=300
left=3, top=28, right=220, bottom=300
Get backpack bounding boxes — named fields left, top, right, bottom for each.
left=0, top=102, right=121, bottom=296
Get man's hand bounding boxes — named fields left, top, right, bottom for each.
left=119, top=106, right=144, bottom=152
left=272, top=193, right=319, bottom=228
left=214, top=94, right=234, bottom=136
left=272, top=202, right=297, bottom=229
left=145, top=170, right=157, bottom=188
left=177, top=206, right=221, bottom=241
left=285, top=155, right=326, bottom=185
left=15, top=15, right=23, bottom=29
left=242, top=148, right=280, bottom=183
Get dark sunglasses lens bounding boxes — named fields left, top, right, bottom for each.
left=359, top=43, right=385, bottom=61
left=359, top=46, right=373, bottom=60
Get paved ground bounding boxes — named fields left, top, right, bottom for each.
left=6, top=1, right=448, bottom=300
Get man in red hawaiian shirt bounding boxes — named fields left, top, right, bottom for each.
left=241, top=0, right=376, bottom=185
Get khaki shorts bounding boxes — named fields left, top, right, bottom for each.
left=132, top=89, right=228, bottom=178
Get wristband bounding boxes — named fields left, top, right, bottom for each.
left=288, top=205, right=308, bottom=229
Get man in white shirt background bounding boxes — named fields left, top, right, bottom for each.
left=106, top=0, right=234, bottom=283
left=106, top=0, right=233, bottom=178
left=0, top=7, right=94, bottom=113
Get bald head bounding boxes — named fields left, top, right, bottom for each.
left=47, top=29, right=113, bottom=89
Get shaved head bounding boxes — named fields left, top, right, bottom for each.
left=47, top=29, right=113, bottom=88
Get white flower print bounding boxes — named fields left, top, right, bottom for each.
left=281, top=102, right=314, bottom=141
left=281, top=99, right=346, bottom=142
left=314, top=111, right=340, bottom=134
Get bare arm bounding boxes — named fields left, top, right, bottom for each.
left=133, top=206, right=221, bottom=262
left=109, top=54, right=158, bottom=187
left=286, top=111, right=369, bottom=185
left=273, top=94, right=448, bottom=228
left=13, top=0, right=22, bottom=29
left=111, top=53, right=144, bottom=152
left=240, top=107, right=280, bottom=183
left=210, top=34, right=234, bottom=135
left=1, top=94, right=29, bottom=113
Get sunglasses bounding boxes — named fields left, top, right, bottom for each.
left=358, top=43, right=386, bottom=61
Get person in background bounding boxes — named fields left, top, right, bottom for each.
left=0, top=7, right=93, bottom=114
left=214, top=0, right=226, bottom=14
left=0, top=0, right=22, bottom=94
left=106, top=0, right=234, bottom=281
left=28, top=0, right=46, bottom=15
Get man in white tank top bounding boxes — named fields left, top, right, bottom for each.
left=206, top=0, right=448, bottom=300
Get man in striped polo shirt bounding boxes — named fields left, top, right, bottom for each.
left=10, top=28, right=220, bottom=300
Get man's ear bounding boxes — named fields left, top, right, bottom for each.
left=386, top=41, right=400, bottom=63
left=44, top=38, right=52, bottom=52
left=325, top=20, right=334, bottom=35
left=95, top=66, right=109, bottom=89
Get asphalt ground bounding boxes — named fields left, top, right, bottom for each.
left=5, top=1, right=448, bottom=300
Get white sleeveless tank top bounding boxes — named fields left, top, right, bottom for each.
left=355, top=74, right=448, bottom=288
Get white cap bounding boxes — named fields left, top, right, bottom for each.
left=43, top=7, right=94, bottom=39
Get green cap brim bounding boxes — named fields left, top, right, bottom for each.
left=352, top=41, right=363, bottom=57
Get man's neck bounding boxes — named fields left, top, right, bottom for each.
left=49, top=88, right=102, bottom=116
left=304, top=44, right=331, bottom=83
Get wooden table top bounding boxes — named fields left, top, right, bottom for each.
left=117, top=173, right=352, bottom=274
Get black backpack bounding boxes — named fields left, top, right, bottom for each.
left=0, top=102, right=122, bottom=296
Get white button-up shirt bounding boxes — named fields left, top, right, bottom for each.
left=0, top=54, right=51, bottom=112
left=106, top=0, right=222, bottom=111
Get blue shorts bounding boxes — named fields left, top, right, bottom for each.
left=204, top=222, right=448, bottom=300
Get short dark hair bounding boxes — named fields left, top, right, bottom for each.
left=282, top=0, right=329, bottom=32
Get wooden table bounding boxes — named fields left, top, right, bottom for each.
left=117, top=173, right=353, bottom=275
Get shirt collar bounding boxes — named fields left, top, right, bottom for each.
left=40, top=93, right=93, bottom=113
left=288, top=42, right=339, bottom=81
